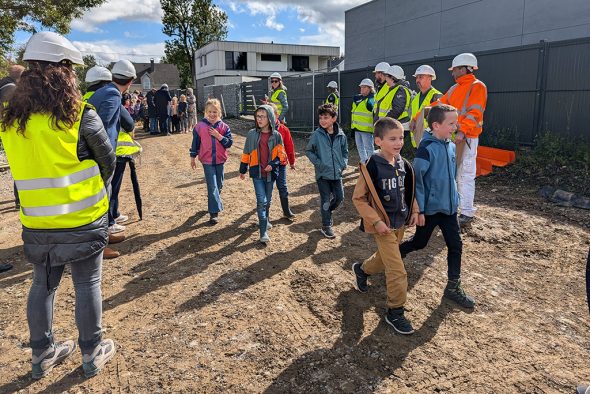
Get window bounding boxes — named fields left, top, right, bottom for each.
left=203, top=54, right=207, bottom=66
left=261, top=53, right=281, bottom=62
left=199, top=57, right=203, bottom=67
left=225, top=51, right=247, bottom=70
left=141, top=75, right=151, bottom=90
left=291, top=55, right=309, bottom=72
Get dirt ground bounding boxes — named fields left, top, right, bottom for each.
left=1, top=118, right=589, bottom=393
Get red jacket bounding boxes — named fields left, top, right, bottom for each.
left=277, top=122, right=295, bottom=165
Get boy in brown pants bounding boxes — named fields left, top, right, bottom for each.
left=351, top=117, right=419, bottom=334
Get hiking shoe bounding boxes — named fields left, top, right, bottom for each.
left=103, top=247, right=120, bottom=259
left=209, top=213, right=219, bottom=225
left=114, top=214, right=129, bottom=224
left=385, top=308, right=414, bottom=335
left=444, top=279, right=476, bottom=308
left=458, top=214, right=474, bottom=226
left=82, top=339, right=116, bottom=378
left=108, top=233, right=125, bottom=244
left=352, top=262, right=368, bottom=293
left=108, top=223, right=126, bottom=234
left=320, top=226, right=335, bottom=239
left=31, top=340, right=76, bottom=379
left=259, top=233, right=270, bottom=244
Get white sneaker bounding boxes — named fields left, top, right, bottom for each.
left=114, top=214, right=129, bottom=224
left=267, top=220, right=273, bottom=230
left=31, top=340, right=76, bottom=379
left=108, top=223, right=126, bottom=234
left=259, top=233, right=270, bottom=244
left=82, top=339, right=116, bottom=378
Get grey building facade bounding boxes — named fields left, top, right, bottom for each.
left=345, top=0, right=590, bottom=70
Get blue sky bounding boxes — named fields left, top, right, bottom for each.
left=15, top=0, right=367, bottom=64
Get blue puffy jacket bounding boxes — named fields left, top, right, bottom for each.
left=413, top=131, right=459, bottom=215
left=305, top=123, right=348, bottom=180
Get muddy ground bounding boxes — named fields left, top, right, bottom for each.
left=1, top=118, right=589, bottom=393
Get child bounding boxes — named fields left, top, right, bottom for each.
left=351, top=117, right=419, bottom=335
left=190, top=98, right=233, bottom=224
left=170, top=96, right=180, bottom=133
left=305, top=104, right=348, bottom=238
left=399, top=104, right=475, bottom=308
left=239, top=105, right=286, bottom=244
left=179, top=94, right=188, bottom=133
left=267, top=102, right=296, bottom=220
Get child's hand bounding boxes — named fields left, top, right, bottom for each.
left=374, top=220, right=391, bottom=235
left=190, top=157, right=197, bottom=170
left=408, top=212, right=419, bottom=226
left=209, top=127, right=222, bottom=140
left=417, top=214, right=426, bottom=226
left=264, top=165, right=272, bottom=172
left=239, top=173, right=246, bottom=180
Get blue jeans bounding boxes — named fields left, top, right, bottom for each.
left=27, top=253, right=103, bottom=355
left=203, top=163, right=224, bottom=214
left=149, top=117, right=159, bottom=134
left=316, top=178, right=344, bottom=226
left=158, top=116, right=169, bottom=134
left=276, top=165, right=288, bottom=198
left=252, top=177, right=274, bottom=236
left=355, top=131, right=375, bottom=163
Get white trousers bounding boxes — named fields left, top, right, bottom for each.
left=457, top=137, right=478, bottom=217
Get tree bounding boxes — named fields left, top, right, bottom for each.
left=0, top=0, right=107, bottom=57
left=160, top=0, right=228, bottom=88
left=76, top=54, right=97, bottom=94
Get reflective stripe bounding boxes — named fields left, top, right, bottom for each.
left=14, top=166, right=100, bottom=191
left=353, top=120, right=374, bottom=127
left=464, top=104, right=484, bottom=113
left=463, top=114, right=478, bottom=123
left=22, top=187, right=107, bottom=217
left=117, top=141, right=137, bottom=147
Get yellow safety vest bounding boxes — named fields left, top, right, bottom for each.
left=351, top=97, right=374, bottom=133
left=325, top=92, right=340, bottom=110
left=0, top=103, right=109, bottom=229
left=116, top=130, right=141, bottom=157
left=375, top=85, right=411, bottom=120
left=410, top=87, right=441, bottom=147
left=375, top=83, right=389, bottom=102
left=270, top=89, right=286, bottom=115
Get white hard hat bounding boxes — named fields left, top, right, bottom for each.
left=449, top=53, right=478, bottom=70
left=270, top=72, right=282, bottom=80
left=327, top=81, right=338, bottom=89
left=385, top=65, right=405, bottom=80
left=112, top=59, right=137, bottom=79
left=23, top=31, right=84, bottom=65
left=373, top=62, right=390, bottom=73
left=359, top=78, right=375, bottom=88
left=85, top=66, right=112, bottom=84
left=413, top=65, right=436, bottom=80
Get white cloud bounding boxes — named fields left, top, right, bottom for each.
left=265, top=16, right=284, bottom=31
left=73, top=40, right=165, bottom=64
left=72, top=0, right=163, bottom=32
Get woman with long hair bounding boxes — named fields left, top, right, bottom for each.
left=266, top=72, right=289, bottom=124
left=0, top=31, right=117, bottom=379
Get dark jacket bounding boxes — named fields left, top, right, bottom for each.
left=146, top=90, right=157, bottom=117
left=22, top=106, right=116, bottom=267
left=88, top=82, right=133, bottom=150
left=0, top=77, right=16, bottom=103
left=305, top=123, right=349, bottom=180
left=154, top=87, right=172, bottom=118
left=387, top=83, right=411, bottom=123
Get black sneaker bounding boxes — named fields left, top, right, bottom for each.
left=352, top=263, right=368, bottom=292
left=444, top=279, right=476, bottom=308
left=320, top=226, right=336, bottom=239
left=458, top=214, right=473, bottom=226
left=385, top=307, right=414, bottom=335
left=209, top=213, right=219, bottom=225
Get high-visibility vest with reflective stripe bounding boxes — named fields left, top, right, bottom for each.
left=375, top=83, right=389, bottom=102
left=82, top=91, right=94, bottom=101
left=116, top=131, right=141, bottom=157
left=325, top=92, right=340, bottom=110
left=411, top=87, right=441, bottom=128
left=351, top=97, right=374, bottom=133
left=270, top=89, right=286, bottom=115
left=445, top=79, right=486, bottom=135
left=1, top=103, right=109, bottom=229
left=375, top=85, right=411, bottom=120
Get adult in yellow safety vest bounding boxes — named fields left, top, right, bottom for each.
left=374, top=65, right=411, bottom=128
left=0, top=31, right=117, bottom=379
left=351, top=78, right=376, bottom=163
left=266, top=72, right=288, bottom=123
left=325, top=81, right=340, bottom=112
left=372, top=62, right=390, bottom=111
left=409, top=65, right=442, bottom=147
left=432, top=52, right=488, bottom=225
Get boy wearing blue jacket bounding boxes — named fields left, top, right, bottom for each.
left=399, top=104, right=475, bottom=308
left=306, top=104, right=349, bottom=238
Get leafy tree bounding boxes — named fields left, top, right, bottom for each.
left=160, top=0, right=228, bottom=88
left=0, top=0, right=107, bottom=56
left=76, top=54, right=97, bottom=93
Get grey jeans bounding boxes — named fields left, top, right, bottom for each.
left=27, top=253, right=103, bottom=356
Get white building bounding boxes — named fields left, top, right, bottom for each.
left=194, top=40, right=340, bottom=92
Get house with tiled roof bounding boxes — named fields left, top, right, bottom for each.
left=129, top=59, right=182, bottom=93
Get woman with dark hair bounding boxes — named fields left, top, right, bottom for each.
left=0, top=31, right=117, bottom=379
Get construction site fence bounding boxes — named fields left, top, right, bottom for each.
left=229, top=37, right=590, bottom=146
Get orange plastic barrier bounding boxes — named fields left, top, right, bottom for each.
left=475, top=146, right=516, bottom=177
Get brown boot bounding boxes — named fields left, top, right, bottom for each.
left=103, top=247, right=120, bottom=259
left=108, top=233, right=125, bottom=244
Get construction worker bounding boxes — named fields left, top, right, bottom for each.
left=351, top=78, right=376, bottom=163
left=434, top=53, right=487, bottom=225
left=374, top=65, right=411, bottom=128
left=266, top=72, right=288, bottom=123
left=325, top=81, right=340, bottom=111
left=0, top=31, right=117, bottom=379
left=409, top=65, right=442, bottom=147
left=373, top=62, right=390, bottom=108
